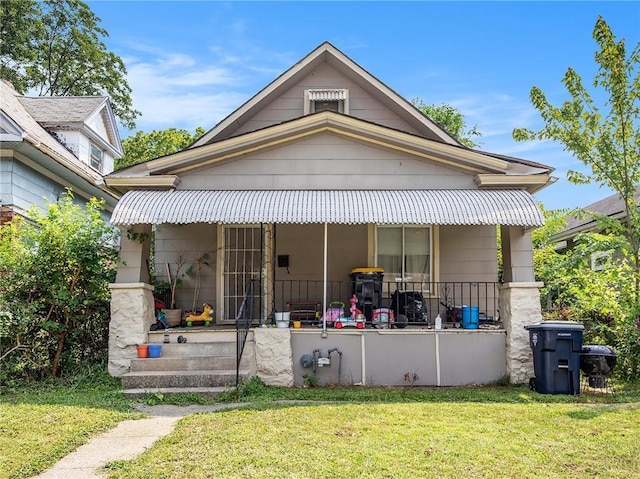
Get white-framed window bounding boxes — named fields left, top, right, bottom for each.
left=376, top=225, right=432, bottom=289
left=304, top=88, right=349, bottom=115
left=590, top=250, right=612, bottom=271
left=90, top=143, right=103, bottom=172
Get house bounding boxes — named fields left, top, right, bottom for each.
left=0, top=80, right=122, bottom=224
left=551, top=186, right=640, bottom=269
left=105, top=42, right=554, bottom=389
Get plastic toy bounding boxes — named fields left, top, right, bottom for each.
left=350, top=294, right=358, bottom=319
left=186, top=303, right=213, bottom=327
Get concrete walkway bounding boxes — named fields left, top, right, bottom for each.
left=31, top=403, right=246, bottom=479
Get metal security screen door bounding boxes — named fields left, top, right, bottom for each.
left=222, top=226, right=262, bottom=321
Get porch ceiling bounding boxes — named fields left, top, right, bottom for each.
left=110, top=189, right=544, bottom=227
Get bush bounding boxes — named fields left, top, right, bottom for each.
left=0, top=191, right=118, bottom=381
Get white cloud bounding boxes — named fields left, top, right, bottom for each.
left=121, top=47, right=259, bottom=134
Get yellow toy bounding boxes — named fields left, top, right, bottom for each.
left=186, top=303, right=213, bottom=327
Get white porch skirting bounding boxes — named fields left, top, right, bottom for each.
left=277, top=329, right=507, bottom=387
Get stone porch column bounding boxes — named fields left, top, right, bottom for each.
left=108, top=283, right=155, bottom=376
left=499, top=225, right=543, bottom=383
left=253, top=328, right=294, bottom=387
left=500, top=282, right=543, bottom=384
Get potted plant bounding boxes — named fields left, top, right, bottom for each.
left=163, top=253, right=189, bottom=327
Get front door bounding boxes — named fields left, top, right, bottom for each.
left=222, top=225, right=262, bottom=321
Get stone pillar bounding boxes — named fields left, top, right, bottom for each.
left=108, top=283, right=155, bottom=377
left=253, top=328, right=294, bottom=387
left=499, top=282, right=543, bottom=384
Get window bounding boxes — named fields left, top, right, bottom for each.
left=90, top=143, right=103, bottom=172
left=590, top=250, right=612, bottom=271
left=377, top=226, right=431, bottom=288
left=304, top=89, right=349, bottom=115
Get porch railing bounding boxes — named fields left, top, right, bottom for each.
left=271, top=280, right=500, bottom=327
left=235, top=279, right=258, bottom=388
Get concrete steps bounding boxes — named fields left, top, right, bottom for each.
left=121, top=335, right=254, bottom=397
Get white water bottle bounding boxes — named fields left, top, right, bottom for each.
left=435, top=314, right=442, bottom=329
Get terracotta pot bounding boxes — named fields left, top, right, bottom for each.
left=136, top=344, right=149, bottom=358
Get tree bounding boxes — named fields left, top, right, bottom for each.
left=117, top=127, right=206, bottom=170
left=513, top=16, right=640, bottom=300
left=0, top=0, right=140, bottom=129
left=0, top=191, right=118, bottom=379
left=411, top=99, right=482, bottom=148
left=532, top=207, right=639, bottom=378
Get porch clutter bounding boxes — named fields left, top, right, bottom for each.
left=275, top=312, right=291, bottom=328
left=185, top=303, right=213, bottom=327
left=136, top=344, right=148, bottom=358
left=148, top=344, right=163, bottom=358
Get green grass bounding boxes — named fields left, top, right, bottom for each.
left=106, top=402, right=640, bottom=479
left=1, top=374, right=639, bottom=479
left=0, top=369, right=140, bottom=479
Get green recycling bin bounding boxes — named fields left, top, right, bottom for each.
left=525, top=321, right=584, bottom=395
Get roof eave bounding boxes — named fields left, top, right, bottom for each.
left=132, top=113, right=508, bottom=177
left=475, top=173, right=555, bottom=194
left=104, top=175, right=181, bottom=195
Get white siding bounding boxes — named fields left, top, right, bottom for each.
left=439, top=225, right=498, bottom=282
left=234, top=62, right=422, bottom=137
left=179, top=132, right=473, bottom=190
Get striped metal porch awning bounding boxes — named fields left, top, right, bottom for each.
left=110, top=189, right=544, bottom=227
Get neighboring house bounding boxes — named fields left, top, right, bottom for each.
left=551, top=186, right=640, bottom=269
left=0, top=79, right=122, bottom=224
left=105, top=42, right=554, bottom=388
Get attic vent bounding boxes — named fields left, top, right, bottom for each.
left=304, top=89, right=349, bottom=115
left=308, top=89, right=348, bottom=101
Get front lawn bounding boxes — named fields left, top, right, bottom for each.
left=106, top=401, right=640, bottom=479
left=0, top=373, right=140, bottom=479
left=2, top=377, right=639, bottom=479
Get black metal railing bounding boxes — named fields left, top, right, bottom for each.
left=271, top=280, right=500, bottom=327
left=235, top=279, right=258, bottom=388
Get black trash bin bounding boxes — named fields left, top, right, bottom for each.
left=350, top=267, right=384, bottom=321
left=524, top=321, right=584, bottom=395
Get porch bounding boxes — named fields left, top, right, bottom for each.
left=109, top=190, right=544, bottom=389
left=119, top=325, right=505, bottom=394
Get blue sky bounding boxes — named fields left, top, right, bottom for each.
left=88, top=1, right=639, bottom=210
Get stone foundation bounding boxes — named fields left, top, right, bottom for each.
left=108, top=283, right=155, bottom=377
left=253, top=328, right=294, bottom=387
left=499, top=282, right=543, bottom=384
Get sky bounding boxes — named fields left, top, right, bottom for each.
left=87, top=1, right=640, bottom=211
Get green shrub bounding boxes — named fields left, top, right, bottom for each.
left=0, top=191, right=118, bottom=381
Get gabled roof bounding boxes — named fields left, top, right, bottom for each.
left=19, top=95, right=107, bottom=123
left=551, top=185, right=640, bottom=242
left=0, top=80, right=119, bottom=205
left=192, top=41, right=460, bottom=147
left=17, top=92, right=122, bottom=157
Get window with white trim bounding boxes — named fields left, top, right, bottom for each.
left=590, top=250, right=612, bottom=271
left=90, top=143, right=103, bottom=172
left=376, top=225, right=432, bottom=288
left=304, top=88, right=349, bottom=115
